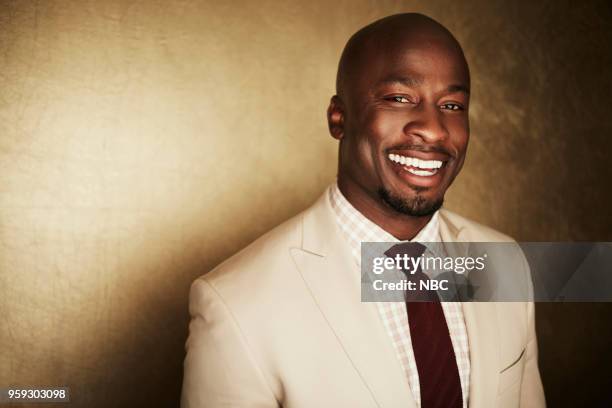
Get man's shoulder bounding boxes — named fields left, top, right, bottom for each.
left=439, top=208, right=516, bottom=242
left=204, top=208, right=306, bottom=283
left=440, top=208, right=533, bottom=301
left=188, top=193, right=330, bottom=315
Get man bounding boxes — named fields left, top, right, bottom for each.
left=181, top=13, right=545, bottom=408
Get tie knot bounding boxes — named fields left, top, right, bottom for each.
left=385, top=242, right=439, bottom=302
left=384, top=242, right=427, bottom=259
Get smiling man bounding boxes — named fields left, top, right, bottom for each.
left=182, top=13, right=545, bottom=408
left=329, top=14, right=470, bottom=237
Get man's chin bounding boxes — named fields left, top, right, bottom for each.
left=378, top=187, right=443, bottom=217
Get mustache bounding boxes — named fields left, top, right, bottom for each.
left=387, top=144, right=454, bottom=157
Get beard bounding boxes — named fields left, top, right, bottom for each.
left=378, top=187, right=443, bottom=217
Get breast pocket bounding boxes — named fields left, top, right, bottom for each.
left=498, top=348, right=525, bottom=395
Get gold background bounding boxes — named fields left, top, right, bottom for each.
left=1, top=1, right=611, bottom=406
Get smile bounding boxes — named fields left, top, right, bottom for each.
left=388, top=153, right=444, bottom=176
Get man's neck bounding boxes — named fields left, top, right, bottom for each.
left=337, top=178, right=433, bottom=241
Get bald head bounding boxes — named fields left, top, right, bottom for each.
left=336, top=13, right=469, bottom=100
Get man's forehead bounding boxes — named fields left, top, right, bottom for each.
left=337, top=14, right=469, bottom=97
left=376, top=33, right=468, bottom=71
left=365, top=44, right=471, bottom=90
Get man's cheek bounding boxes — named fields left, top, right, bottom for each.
left=355, top=139, right=378, bottom=173
left=370, top=119, right=398, bottom=141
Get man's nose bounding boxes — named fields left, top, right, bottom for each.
left=403, top=105, right=449, bottom=143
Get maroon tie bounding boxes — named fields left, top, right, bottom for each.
left=385, top=243, right=462, bottom=408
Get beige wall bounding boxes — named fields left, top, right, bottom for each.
left=1, top=1, right=611, bottom=406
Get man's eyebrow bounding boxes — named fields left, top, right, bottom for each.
left=378, top=76, right=423, bottom=87
left=377, top=77, right=470, bottom=95
left=447, top=84, right=470, bottom=95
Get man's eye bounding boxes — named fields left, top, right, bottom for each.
left=390, top=96, right=411, bottom=103
left=440, top=103, right=463, bottom=111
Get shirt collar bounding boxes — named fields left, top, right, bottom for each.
left=329, top=181, right=442, bottom=263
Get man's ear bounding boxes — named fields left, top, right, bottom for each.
left=327, top=95, right=345, bottom=140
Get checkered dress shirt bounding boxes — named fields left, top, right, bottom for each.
left=329, top=182, right=470, bottom=408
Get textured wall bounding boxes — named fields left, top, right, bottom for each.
left=0, top=1, right=610, bottom=407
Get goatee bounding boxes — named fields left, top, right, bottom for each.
left=378, top=187, right=443, bottom=217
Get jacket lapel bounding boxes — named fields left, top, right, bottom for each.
left=439, top=210, right=500, bottom=408
left=290, top=191, right=416, bottom=408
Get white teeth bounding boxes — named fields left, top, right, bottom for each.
left=407, top=168, right=436, bottom=176
left=387, top=154, right=443, bottom=170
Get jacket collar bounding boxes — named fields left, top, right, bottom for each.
left=301, top=189, right=466, bottom=256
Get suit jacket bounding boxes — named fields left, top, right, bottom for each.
left=181, top=189, right=546, bottom=408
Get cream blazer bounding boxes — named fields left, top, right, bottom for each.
left=181, top=189, right=546, bottom=408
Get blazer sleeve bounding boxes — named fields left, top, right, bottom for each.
left=181, top=278, right=279, bottom=408
left=519, top=250, right=546, bottom=408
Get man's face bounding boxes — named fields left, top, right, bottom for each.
left=334, top=36, right=470, bottom=216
